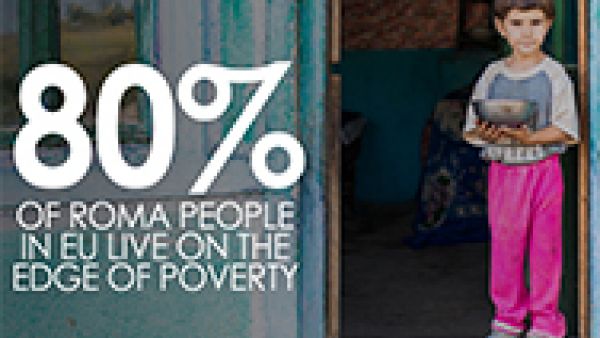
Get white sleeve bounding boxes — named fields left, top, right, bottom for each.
left=551, top=75, right=579, bottom=145
left=463, top=67, right=492, bottom=146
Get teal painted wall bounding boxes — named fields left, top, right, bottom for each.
left=590, top=1, right=600, bottom=336
left=341, top=49, right=496, bottom=203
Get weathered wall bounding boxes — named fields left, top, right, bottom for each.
left=343, top=0, right=459, bottom=49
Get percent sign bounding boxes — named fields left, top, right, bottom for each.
left=176, top=61, right=305, bottom=194
left=14, top=62, right=305, bottom=194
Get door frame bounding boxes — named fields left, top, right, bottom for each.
left=325, top=1, right=594, bottom=337
left=587, top=1, right=600, bottom=337
left=326, top=0, right=342, bottom=337
left=577, top=1, right=591, bottom=337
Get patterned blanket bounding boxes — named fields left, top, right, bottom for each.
left=406, top=96, right=489, bottom=248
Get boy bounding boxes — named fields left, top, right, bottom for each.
left=462, top=1, right=579, bottom=337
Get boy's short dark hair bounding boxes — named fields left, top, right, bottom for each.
left=494, top=0, right=555, bottom=19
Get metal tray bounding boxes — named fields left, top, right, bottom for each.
left=472, top=99, right=537, bottom=130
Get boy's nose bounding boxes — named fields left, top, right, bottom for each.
left=522, top=25, right=534, bottom=37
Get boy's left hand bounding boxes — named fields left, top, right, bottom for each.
left=498, top=125, right=532, bottom=145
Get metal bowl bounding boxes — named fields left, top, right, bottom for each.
left=472, top=99, right=537, bottom=129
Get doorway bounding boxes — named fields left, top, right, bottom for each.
left=326, top=0, right=591, bottom=337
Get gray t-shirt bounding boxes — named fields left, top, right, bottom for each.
left=463, top=56, right=579, bottom=164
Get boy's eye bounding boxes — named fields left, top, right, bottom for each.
left=510, top=19, right=523, bottom=26
left=531, top=19, right=543, bottom=26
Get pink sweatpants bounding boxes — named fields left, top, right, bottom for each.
left=488, top=154, right=565, bottom=338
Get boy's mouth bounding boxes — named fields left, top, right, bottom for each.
left=518, top=42, right=537, bottom=49
left=519, top=40, right=536, bottom=46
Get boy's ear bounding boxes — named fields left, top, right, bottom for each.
left=494, top=17, right=507, bottom=38
left=545, top=17, right=554, bottom=30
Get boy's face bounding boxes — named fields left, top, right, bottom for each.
left=494, top=9, right=553, bottom=56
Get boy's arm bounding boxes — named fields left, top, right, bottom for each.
left=499, top=125, right=575, bottom=145
left=465, top=121, right=504, bottom=144
left=550, top=71, right=580, bottom=145
left=463, top=99, right=482, bottom=144
left=463, top=129, right=482, bottom=143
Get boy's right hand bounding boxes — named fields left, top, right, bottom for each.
left=474, top=119, right=502, bottom=143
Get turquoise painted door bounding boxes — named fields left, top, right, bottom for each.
left=138, top=2, right=328, bottom=336
left=1, top=1, right=328, bottom=337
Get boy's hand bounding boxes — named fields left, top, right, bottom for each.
left=499, top=125, right=531, bottom=145
left=474, top=119, right=503, bottom=143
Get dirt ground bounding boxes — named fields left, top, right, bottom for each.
left=342, top=206, right=494, bottom=338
